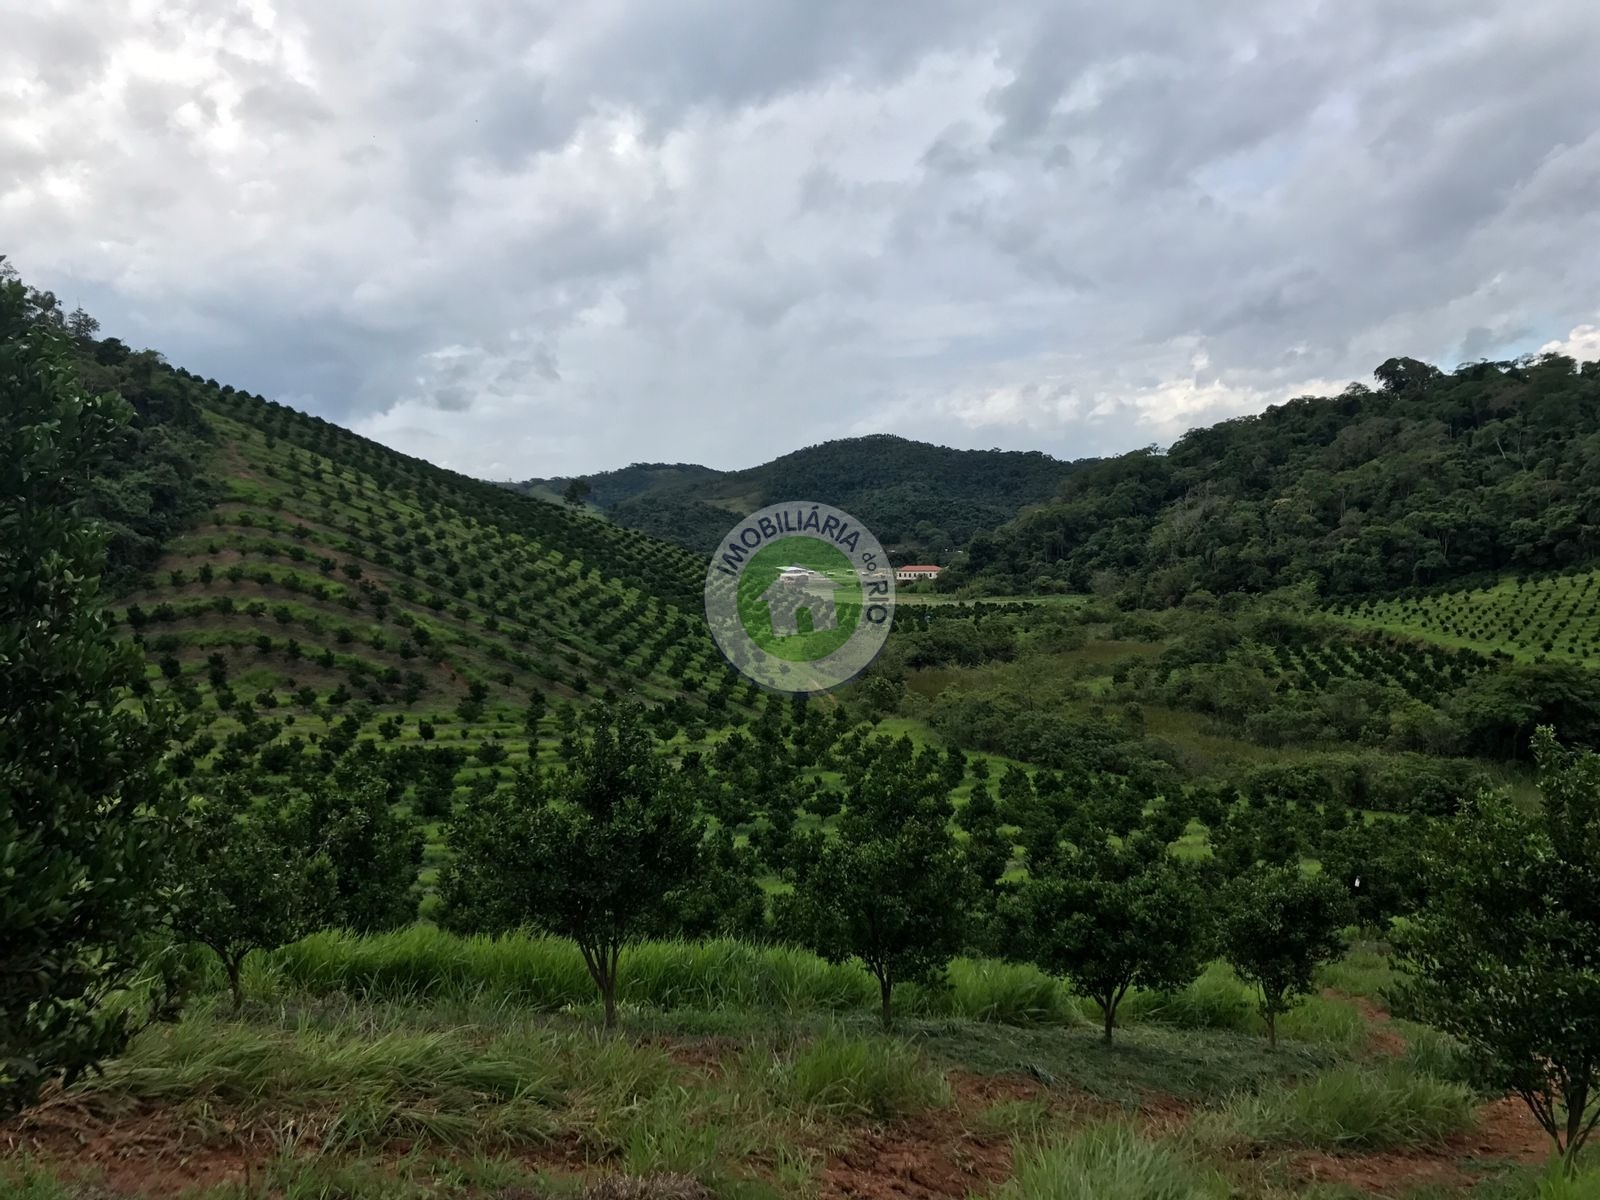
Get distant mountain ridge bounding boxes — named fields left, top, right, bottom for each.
left=514, top=434, right=1092, bottom=561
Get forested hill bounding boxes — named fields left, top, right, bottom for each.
left=515, top=462, right=720, bottom=510
left=951, top=354, right=1600, bottom=601
left=520, top=435, right=1089, bottom=560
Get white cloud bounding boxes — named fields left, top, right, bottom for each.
left=1541, top=323, right=1600, bottom=363
left=5, top=0, right=1599, bottom=477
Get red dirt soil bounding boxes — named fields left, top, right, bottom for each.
left=2, top=1096, right=266, bottom=1197
left=1294, top=1096, right=1552, bottom=1195
left=815, top=1072, right=1041, bottom=1200
left=1319, top=988, right=1407, bottom=1059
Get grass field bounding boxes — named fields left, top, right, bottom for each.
left=0, top=929, right=1574, bottom=1199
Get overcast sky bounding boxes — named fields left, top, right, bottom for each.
left=6, top=1, right=1600, bottom=479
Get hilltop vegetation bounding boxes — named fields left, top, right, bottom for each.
left=518, top=461, right=720, bottom=510
left=521, top=436, right=1087, bottom=562
left=950, top=354, right=1600, bottom=601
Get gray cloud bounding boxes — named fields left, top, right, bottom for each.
left=3, top=0, right=1598, bottom=480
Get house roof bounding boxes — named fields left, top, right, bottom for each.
left=896, top=564, right=941, bottom=571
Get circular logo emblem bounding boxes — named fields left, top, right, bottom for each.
left=704, top=501, right=895, bottom=693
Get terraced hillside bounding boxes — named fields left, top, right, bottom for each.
left=1329, top=570, right=1600, bottom=666
left=116, top=380, right=755, bottom=765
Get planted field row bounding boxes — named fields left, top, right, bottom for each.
left=1329, top=569, right=1600, bottom=663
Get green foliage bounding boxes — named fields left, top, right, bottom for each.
left=169, top=786, right=335, bottom=1009
left=990, top=1122, right=1224, bottom=1200
left=1224, top=1064, right=1474, bottom=1150
left=764, top=1028, right=950, bottom=1118
left=781, top=736, right=972, bottom=1028
left=274, top=926, right=1087, bottom=1025
left=1396, top=727, right=1600, bottom=1168
left=439, top=700, right=709, bottom=1029
left=1006, top=839, right=1211, bottom=1043
left=1217, top=866, right=1349, bottom=1047
left=282, top=751, right=423, bottom=932
left=0, top=278, right=182, bottom=1115
left=1318, top=814, right=1431, bottom=928
left=952, top=352, right=1600, bottom=600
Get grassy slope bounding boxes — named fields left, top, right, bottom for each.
left=1328, top=569, right=1600, bottom=666
left=118, top=392, right=753, bottom=756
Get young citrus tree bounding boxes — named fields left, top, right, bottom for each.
left=0, top=276, right=183, bottom=1114
left=282, top=750, right=422, bottom=931
left=440, top=699, right=704, bottom=1030
left=1396, top=727, right=1600, bottom=1171
left=1008, top=833, right=1210, bottom=1044
left=1218, top=864, right=1348, bottom=1048
left=783, top=736, right=971, bottom=1029
left=169, top=785, right=335, bottom=1011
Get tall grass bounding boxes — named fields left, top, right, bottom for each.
left=1225, top=1064, right=1474, bottom=1150
left=764, top=1028, right=951, bottom=1119
left=1116, top=963, right=1366, bottom=1051
left=991, top=1123, right=1225, bottom=1199
left=275, top=929, right=877, bottom=1013
left=270, top=928, right=1378, bottom=1049
left=0, top=1161, right=76, bottom=1200
left=273, top=928, right=1078, bottom=1025
left=82, top=1000, right=681, bottom=1149
left=1477, top=1161, right=1600, bottom=1199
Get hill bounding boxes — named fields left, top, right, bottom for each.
left=0, top=259, right=756, bottom=782
left=1329, top=568, right=1600, bottom=667
left=519, top=461, right=721, bottom=511
left=949, top=354, right=1600, bottom=602
left=112, top=386, right=756, bottom=771
left=519, top=436, right=1089, bottom=561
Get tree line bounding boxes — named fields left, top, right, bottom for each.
left=950, top=353, right=1600, bottom=602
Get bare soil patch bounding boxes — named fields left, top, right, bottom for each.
left=1292, top=1096, right=1551, bottom=1196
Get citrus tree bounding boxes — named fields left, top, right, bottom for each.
left=169, top=786, right=334, bottom=1011
left=1218, top=865, right=1348, bottom=1048
left=0, top=276, right=182, bottom=1112
left=1008, top=833, right=1210, bottom=1044
left=440, top=699, right=705, bottom=1030
left=783, top=737, right=971, bottom=1029
left=1396, top=727, right=1600, bottom=1170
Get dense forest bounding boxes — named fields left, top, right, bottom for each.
left=521, top=435, right=1090, bottom=562
left=949, top=355, right=1600, bottom=600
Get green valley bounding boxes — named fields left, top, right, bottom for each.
left=7, top=265, right=1600, bottom=1200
